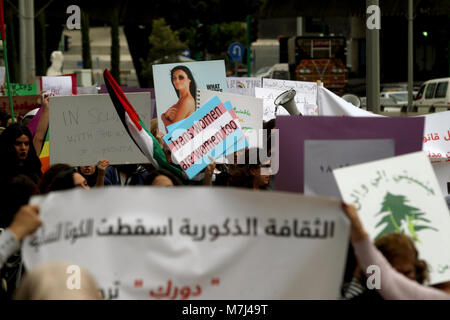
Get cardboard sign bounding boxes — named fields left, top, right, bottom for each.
left=274, top=116, right=425, bottom=194
left=333, top=151, right=450, bottom=285
left=197, top=89, right=263, bottom=148
left=153, top=60, right=227, bottom=133
left=49, top=93, right=151, bottom=166
left=23, top=187, right=350, bottom=299
left=226, top=77, right=262, bottom=89
left=0, top=95, right=41, bottom=117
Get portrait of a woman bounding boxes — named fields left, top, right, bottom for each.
left=161, top=65, right=197, bottom=132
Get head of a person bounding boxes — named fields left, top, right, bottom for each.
left=14, top=262, right=102, bottom=300
left=144, top=169, right=183, bottom=187
left=0, top=110, right=11, bottom=128
left=39, top=164, right=90, bottom=194
left=170, top=65, right=196, bottom=98
left=79, top=165, right=96, bottom=176
left=375, top=233, right=428, bottom=284
left=0, top=123, right=41, bottom=182
left=0, top=174, right=39, bottom=229
left=227, top=148, right=271, bottom=190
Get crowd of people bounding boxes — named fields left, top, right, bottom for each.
left=0, top=93, right=449, bottom=300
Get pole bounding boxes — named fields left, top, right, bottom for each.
left=366, top=0, right=380, bottom=114
left=3, top=38, right=15, bottom=123
left=246, top=15, right=251, bottom=76
left=19, top=0, right=35, bottom=84
left=407, top=0, right=414, bottom=112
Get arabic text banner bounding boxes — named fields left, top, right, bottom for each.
left=333, top=151, right=450, bottom=285
left=23, top=187, right=350, bottom=300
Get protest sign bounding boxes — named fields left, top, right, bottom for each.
left=153, top=60, right=227, bottom=133
left=317, top=87, right=450, bottom=195
left=23, top=187, right=350, bottom=299
left=40, top=76, right=73, bottom=96
left=197, top=89, right=263, bottom=148
left=0, top=66, right=5, bottom=87
left=255, top=87, right=290, bottom=121
left=77, top=86, right=98, bottom=95
left=226, top=77, right=262, bottom=89
left=163, top=96, right=247, bottom=179
left=49, top=93, right=151, bottom=166
left=263, top=79, right=317, bottom=104
left=4, top=83, right=37, bottom=96
left=333, top=151, right=450, bottom=285
left=274, top=116, right=425, bottom=195
left=0, top=94, right=41, bottom=116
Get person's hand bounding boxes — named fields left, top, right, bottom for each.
left=165, top=107, right=177, bottom=121
left=205, top=156, right=216, bottom=176
left=97, top=160, right=110, bottom=175
left=8, top=205, right=42, bottom=241
left=341, top=202, right=369, bottom=243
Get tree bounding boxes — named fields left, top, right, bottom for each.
left=375, top=192, right=438, bottom=243
left=140, top=18, right=187, bottom=87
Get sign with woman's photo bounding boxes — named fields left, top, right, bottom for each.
left=152, top=60, right=227, bottom=134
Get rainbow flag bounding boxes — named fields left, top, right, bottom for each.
left=39, top=130, right=50, bottom=173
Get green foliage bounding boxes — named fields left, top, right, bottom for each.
left=140, top=18, right=187, bottom=87
left=375, top=192, right=438, bottom=243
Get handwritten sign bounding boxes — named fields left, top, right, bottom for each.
left=23, top=187, right=350, bottom=299
left=304, top=139, right=395, bottom=198
left=4, top=83, right=37, bottom=96
left=40, top=76, right=73, bottom=96
left=255, top=87, right=290, bottom=121
left=274, top=116, right=425, bottom=194
left=333, top=151, right=450, bottom=285
left=49, top=93, right=151, bottom=166
left=197, top=89, right=263, bottom=148
left=0, top=95, right=41, bottom=116
left=422, top=111, right=450, bottom=164
left=263, top=78, right=317, bottom=105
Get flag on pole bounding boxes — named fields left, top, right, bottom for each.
left=39, top=130, right=50, bottom=173
left=0, top=0, right=15, bottom=123
left=0, top=0, right=5, bottom=41
left=103, top=69, right=184, bottom=178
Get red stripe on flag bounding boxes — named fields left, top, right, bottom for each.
left=0, top=0, right=6, bottom=40
left=104, top=69, right=142, bottom=131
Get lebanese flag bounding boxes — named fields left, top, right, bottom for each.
left=103, top=69, right=183, bottom=178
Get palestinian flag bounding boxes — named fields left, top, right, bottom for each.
left=103, top=69, right=184, bottom=178
left=39, top=130, right=50, bottom=173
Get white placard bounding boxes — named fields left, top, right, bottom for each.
left=41, top=76, right=73, bottom=96
left=262, top=78, right=318, bottom=105
left=49, top=93, right=151, bottom=166
left=255, top=87, right=290, bottom=121
left=197, top=89, right=263, bottom=148
left=23, top=187, right=350, bottom=300
left=304, top=139, right=395, bottom=198
left=333, top=151, right=450, bottom=284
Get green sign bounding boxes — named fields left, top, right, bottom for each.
left=4, top=83, right=38, bottom=96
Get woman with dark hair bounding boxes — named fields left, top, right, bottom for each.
left=144, top=169, right=183, bottom=187
left=38, top=163, right=90, bottom=194
left=0, top=123, right=42, bottom=185
left=161, top=65, right=197, bottom=131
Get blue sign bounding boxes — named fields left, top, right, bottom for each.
left=228, top=42, right=244, bottom=62
left=181, top=48, right=191, bottom=58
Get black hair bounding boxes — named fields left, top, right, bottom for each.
left=170, top=65, right=197, bottom=99
left=39, top=163, right=75, bottom=194
left=0, top=123, right=42, bottom=185
left=144, top=169, right=183, bottom=186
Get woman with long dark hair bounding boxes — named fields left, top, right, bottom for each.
left=0, top=123, right=42, bottom=186
left=161, top=65, right=197, bottom=131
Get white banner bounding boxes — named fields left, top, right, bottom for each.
left=23, top=187, right=350, bottom=300
left=41, top=76, right=73, bottom=96
left=333, top=151, right=450, bottom=285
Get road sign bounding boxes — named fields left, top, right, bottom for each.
left=228, top=42, right=244, bottom=63
left=181, top=48, right=191, bottom=59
